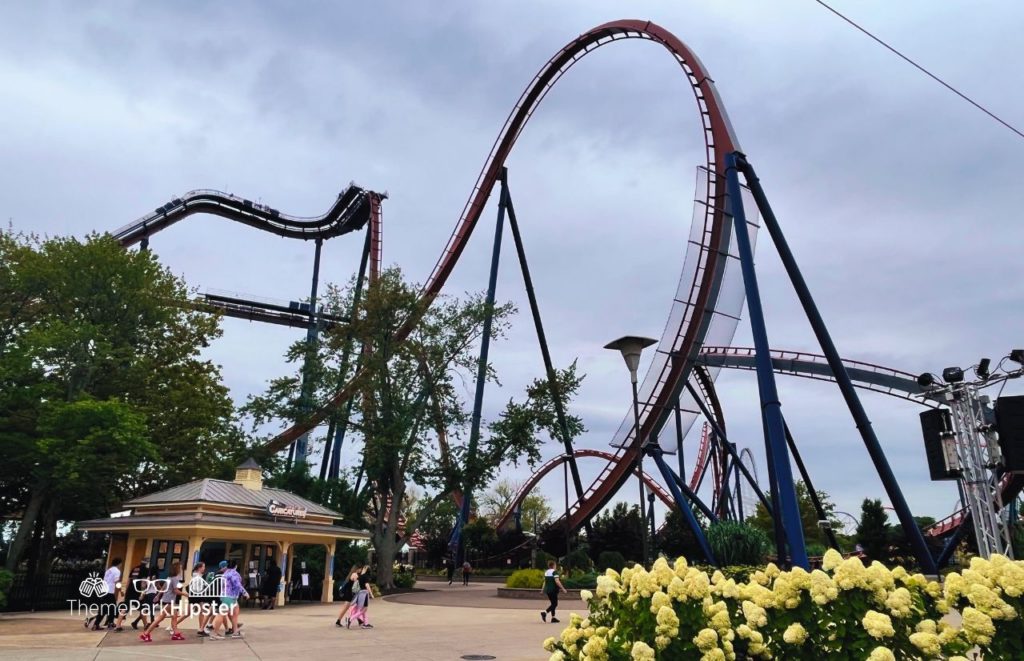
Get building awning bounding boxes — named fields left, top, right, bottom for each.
left=78, top=511, right=369, bottom=543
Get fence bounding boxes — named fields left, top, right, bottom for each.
left=3, top=570, right=91, bottom=612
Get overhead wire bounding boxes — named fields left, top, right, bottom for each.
left=813, top=0, right=1024, bottom=141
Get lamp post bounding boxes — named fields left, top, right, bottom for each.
left=605, top=335, right=657, bottom=568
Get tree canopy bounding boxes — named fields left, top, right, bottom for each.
left=0, top=232, right=245, bottom=572
left=247, top=266, right=583, bottom=587
left=747, top=480, right=841, bottom=551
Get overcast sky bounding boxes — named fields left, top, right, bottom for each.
left=4, top=0, right=1023, bottom=528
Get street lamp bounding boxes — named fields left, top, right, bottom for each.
left=605, top=335, right=657, bottom=568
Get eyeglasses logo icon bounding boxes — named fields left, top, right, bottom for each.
left=133, top=578, right=173, bottom=593
left=78, top=572, right=109, bottom=598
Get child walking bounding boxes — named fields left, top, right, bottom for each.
left=346, top=565, right=374, bottom=629
left=335, top=565, right=359, bottom=628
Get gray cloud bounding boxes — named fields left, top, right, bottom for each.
left=3, top=0, right=1023, bottom=525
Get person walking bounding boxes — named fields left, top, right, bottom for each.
left=445, top=557, right=455, bottom=586
left=87, top=557, right=122, bottom=630
left=334, top=565, right=360, bottom=628
left=461, top=560, right=472, bottom=586
left=346, top=565, right=373, bottom=629
left=212, top=559, right=248, bottom=638
left=188, top=561, right=213, bottom=638
left=139, top=560, right=185, bottom=642
left=260, top=557, right=281, bottom=610
left=113, top=558, right=150, bottom=632
left=540, top=560, right=566, bottom=624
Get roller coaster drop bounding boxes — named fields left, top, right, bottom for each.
left=112, top=20, right=1020, bottom=571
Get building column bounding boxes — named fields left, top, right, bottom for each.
left=187, top=534, right=204, bottom=573
left=321, top=541, right=336, bottom=603
left=277, top=542, right=292, bottom=607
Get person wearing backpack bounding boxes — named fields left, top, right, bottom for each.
left=540, top=560, right=566, bottom=624
left=334, top=565, right=359, bottom=628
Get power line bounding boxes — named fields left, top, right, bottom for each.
left=814, top=0, right=1024, bottom=141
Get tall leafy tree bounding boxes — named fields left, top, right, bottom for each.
left=857, top=498, right=891, bottom=563
left=248, top=267, right=584, bottom=588
left=588, top=502, right=645, bottom=562
left=747, top=480, right=841, bottom=549
left=0, top=232, right=243, bottom=572
left=479, top=478, right=554, bottom=529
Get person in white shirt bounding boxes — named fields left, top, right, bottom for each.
left=88, top=557, right=122, bottom=630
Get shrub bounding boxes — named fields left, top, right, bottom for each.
left=506, top=568, right=544, bottom=589
left=562, top=571, right=597, bottom=590
left=596, top=551, right=626, bottom=572
left=393, top=571, right=416, bottom=589
left=563, top=548, right=592, bottom=574
left=706, top=520, right=769, bottom=566
left=545, top=552, right=1024, bottom=660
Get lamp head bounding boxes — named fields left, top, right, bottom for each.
left=916, top=372, right=936, bottom=388
left=604, top=336, right=657, bottom=383
left=976, top=358, right=991, bottom=380
left=1010, top=349, right=1024, bottom=365
left=942, top=366, right=964, bottom=384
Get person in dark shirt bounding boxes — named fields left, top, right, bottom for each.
left=260, top=558, right=282, bottom=610
left=540, top=560, right=566, bottom=623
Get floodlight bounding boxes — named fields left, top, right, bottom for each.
left=1010, top=349, right=1024, bottom=365
left=917, top=372, right=936, bottom=388
left=976, top=358, right=991, bottom=380
left=942, top=367, right=964, bottom=384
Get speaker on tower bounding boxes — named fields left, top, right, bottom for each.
left=919, top=408, right=958, bottom=480
left=996, top=395, right=1024, bottom=472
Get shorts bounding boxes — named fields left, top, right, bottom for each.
left=221, top=597, right=238, bottom=608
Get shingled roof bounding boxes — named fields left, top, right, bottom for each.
left=125, top=478, right=343, bottom=518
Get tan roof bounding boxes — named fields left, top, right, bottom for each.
left=125, top=479, right=343, bottom=518
left=78, top=512, right=369, bottom=540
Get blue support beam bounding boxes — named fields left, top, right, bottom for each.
left=724, top=151, right=809, bottom=568
left=458, top=167, right=509, bottom=563
left=735, top=155, right=937, bottom=574
left=651, top=448, right=716, bottom=565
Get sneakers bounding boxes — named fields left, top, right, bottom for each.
left=209, top=633, right=224, bottom=640
left=230, top=632, right=244, bottom=638
left=359, top=623, right=373, bottom=629
left=335, top=619, right=343, bottom=628
left=171, top=632, right=185, bottom=641
left=551, top=617, right=561, bottom=623
left=139, top=633, right=152, bottom=643
left=197, top=630, right=209, bottom=637
left=541, top=611, right=547, bottom=622
left=205, top=624, right=214, bottom=631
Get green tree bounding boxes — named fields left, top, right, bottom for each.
left=0, top=232, right=243, bottom=572
left=479, top=478, right=554, bottom=530
left=747, top=480, right=840, bottom=550
left=588, top=502, right=645, bottom=562
left=656, top=508, right=709, bottom=561
left=249, top=267, right=581, bottom=588
left=857, top=498, right=891, bottom=563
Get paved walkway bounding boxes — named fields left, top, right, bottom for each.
left=0, top=583, right=587, bottom=661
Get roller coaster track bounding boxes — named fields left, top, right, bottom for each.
left=262, top=20, right=749, bottom=542
left=114, top=184, right=384, bottom=341
left=497, top=449, right=676, bottom=532
left=695, top=346, right=943, bottom=407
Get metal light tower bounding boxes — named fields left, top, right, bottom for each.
left=919, top=353, right=1024, bottom=559
left=605, top=335, right=657, bottom=568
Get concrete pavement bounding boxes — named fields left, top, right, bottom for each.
left=0, top=583, right=587, bottom=661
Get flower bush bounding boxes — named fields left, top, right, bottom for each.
left=543, top=551, right=1024, bottom=660
left=507, top=568, right=544, bottom=589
